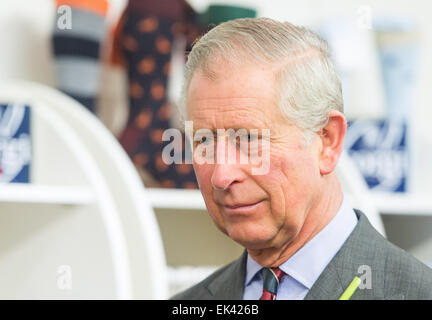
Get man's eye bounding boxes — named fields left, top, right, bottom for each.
left=248, top=134, right=257, bottom=142
left=234, top=133, right=259, bottom=145
left=246, top=133, right=261, bottom=142
left=205, top=136, right=213, bottom=144
left=197, top=136, right=213, bottom=145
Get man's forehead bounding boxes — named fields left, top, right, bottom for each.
left=188, top=62, right=277, bottom=97
left=186, top=64, right=280, bottom=130
left=188, top=97, right=276, bottom=131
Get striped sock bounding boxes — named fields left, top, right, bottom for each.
left=52, top=0, right=109, bottom=113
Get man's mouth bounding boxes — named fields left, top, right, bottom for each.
left=223, top=200, right=264, bottom=213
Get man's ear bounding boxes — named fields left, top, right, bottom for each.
left=319, top=110, right=347, bottom=175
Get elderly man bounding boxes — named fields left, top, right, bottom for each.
left=171, top=18, right=432, bottom=300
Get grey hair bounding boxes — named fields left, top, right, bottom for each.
left=179, top=17, right=343, bottom=144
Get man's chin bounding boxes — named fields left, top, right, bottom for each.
left=226, top=228, right=277, bottom=250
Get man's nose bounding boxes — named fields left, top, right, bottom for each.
left=210, top=136, right=246, bottom=190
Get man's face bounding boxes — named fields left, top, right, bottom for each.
left=187, top=62, right=323, bottom=251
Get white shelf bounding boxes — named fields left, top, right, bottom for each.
left=372, top=192, right=432, bottom=216
left=147, top=188, right=432, bottom=216
left=0, top=183, right=94, bottom=205
left=146, top=188, right=206, bottom=210
left=4, top=185, right=428, bottom=215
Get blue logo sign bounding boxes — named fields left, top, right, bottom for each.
left=345, top=119, right=408, bottom=192
left=0, top=103, right=32, bottom=183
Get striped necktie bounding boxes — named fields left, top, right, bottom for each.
left=260, top=267, right=286, bottom=300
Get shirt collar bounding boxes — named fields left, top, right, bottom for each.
left=245, top=195, right=358, bottom=289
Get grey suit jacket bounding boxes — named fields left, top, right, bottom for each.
left=171, top=210, right=432, bottom=300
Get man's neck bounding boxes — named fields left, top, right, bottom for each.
left=247, top=175, right=343, bottom=267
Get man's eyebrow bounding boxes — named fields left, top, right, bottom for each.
left=190, top=118, right=270, bottom=133
left=191, top=127, right=267, bottom=136
left=192, top=127, right=217, bottom=134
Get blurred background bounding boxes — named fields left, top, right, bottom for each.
left=0, top=0, right=432, bottom=299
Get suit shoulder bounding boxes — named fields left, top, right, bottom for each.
left=345, top=211, right=432, bottom=299
left=380, top=237, right=432, bottom=299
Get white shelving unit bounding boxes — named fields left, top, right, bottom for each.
left=372, top=193, right=432, bottom=216
left=147, top=188, right=205, bottom=210
left=0, top=184, right=94, bottom=205
left=0, top=81, right=168, bottom=299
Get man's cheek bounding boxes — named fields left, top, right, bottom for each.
left=193, top=164, right=213, bottom=189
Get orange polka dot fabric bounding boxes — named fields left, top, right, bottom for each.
left=117, top=1, right=200, bottom=189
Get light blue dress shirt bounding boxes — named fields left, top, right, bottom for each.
left=243, top=196, right=358, bottom=300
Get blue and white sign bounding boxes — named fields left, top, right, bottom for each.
left=0, top=103, right=32, bottom=183
left=345, top=119, right=408, bottom=193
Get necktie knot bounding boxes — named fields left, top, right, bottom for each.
left=260, top=267, right=286, bottom=300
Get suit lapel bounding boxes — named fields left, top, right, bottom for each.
left=206, top=250, right=248, bottom=299
left=305, top=210, right=389, bottom=300
left=303, top=262, right=346, bottom=300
